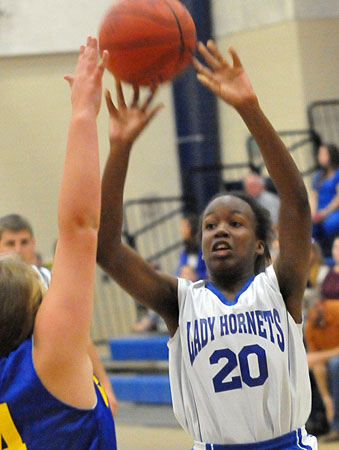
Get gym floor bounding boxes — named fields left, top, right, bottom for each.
left=114, top=403, right=338, bottom=450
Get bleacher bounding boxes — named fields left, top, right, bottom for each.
left=108, top=335, right=171, bottom=404
left=92, top=98, right=339, bottom=406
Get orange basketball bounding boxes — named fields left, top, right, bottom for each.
left=98, top=0, right=196, bottom=86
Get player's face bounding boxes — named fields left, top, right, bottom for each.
left=317, top=145, right=329, bottom=168
left=0, top=230, right=36, bottom=264
left=201, top=196, right=263, bottom=279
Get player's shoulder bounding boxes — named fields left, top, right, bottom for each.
left=177, top=277, right=205, bottom=291
left=253, top=264, right=280, bottom=292
left=177, top=277, right=206, bottom=304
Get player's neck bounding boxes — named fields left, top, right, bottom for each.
left=210, top=271, right=254, bottom=301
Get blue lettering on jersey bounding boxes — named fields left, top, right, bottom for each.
left=207, top=317, right=215, bottom=341
left=246, top=311, right=257, bottom=334
left=263, top=310, right=275, bottom=343
left=187, top=317, right=216, bottom=364
left=273, top=308, right=285, bottom=351
left=237, top=313, right=247, bottom=333
left=229, top=314, right=237, bottom=334
left=187, top=308, right=285, bottom=365
left=255, top=310, right=267, bottom=338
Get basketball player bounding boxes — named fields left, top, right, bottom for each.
left=0, top=37, right=117, bottom=449
left=97, top=41, right=317, bottom=449
left=0, top=213, right=118, bottom=416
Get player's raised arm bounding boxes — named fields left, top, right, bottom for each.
left=33, top=37, right=108, bottom=406
left=193, top=41, right=311, bottom=322
left=97, top=82, right=179, bottom=335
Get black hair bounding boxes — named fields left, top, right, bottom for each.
left=317, top=143, right=339, bottom=183
left=202, top=191, right=274, bottom=274
left=182, top=213, right=200, bottom=253
left=326, top=144, right=339, bottom=169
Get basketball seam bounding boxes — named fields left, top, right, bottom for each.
left=163, top=0, right=194, bottom=76
left=100, top=0, right=196, bottom=85
left=163, top=0, right=185, bottom=52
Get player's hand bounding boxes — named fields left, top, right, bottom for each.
left=105, top=81, right=163, bottom=148
left=64, top=36, right=108, bottom=117
left=193, top=40, right=258, bottom=110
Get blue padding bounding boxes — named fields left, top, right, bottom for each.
left=109, top=335, right=169, bottom=361
left=110, top=374, right=172, bottom=404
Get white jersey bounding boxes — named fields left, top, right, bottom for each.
left=168, top=265, right=312, bottom=446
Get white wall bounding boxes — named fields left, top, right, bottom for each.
left=0, top=54, right=180, bottom=260
left=1, top=0, right=338, bottom=55
left=0, top=0, right=115, bottom=55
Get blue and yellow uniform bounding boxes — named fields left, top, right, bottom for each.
left=0, top=338, right=117, bottom=450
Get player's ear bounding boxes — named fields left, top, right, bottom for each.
left=256, top=240, right=265, bottom=256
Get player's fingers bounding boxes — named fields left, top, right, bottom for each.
left=149, top=79, right=159, bottom=92
left=197, top=41, right=222, bottom=71
left=140, top=87, right=158, bottom=112
left=145, top=103, right=164, bottom=124
left=83, top=37, right=95, bottom=58
left=115, top=79, right=126, bottom=108
left=86, top=36, right=98, bottom=51
left=192, top=56, right=214, bottom=79
left=228, top=46, right=242, bottom=68
left=64, top=74, right=74, bottom=87
left=105, top=89, right=118, bottom=116
left=101, top=50, right=109, bottom=67
left=97, top=50, right=108, bottom=77
left=207, top=40, right=229, bottom=67
left=197, top=74, right=220, bottom=96
left=131, top=85, right=140, bottom=108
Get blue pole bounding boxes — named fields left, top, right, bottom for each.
left=172, top=0, right=222, bottom=214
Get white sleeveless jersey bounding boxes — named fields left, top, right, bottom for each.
left=168, top=265, right=312, bottom=445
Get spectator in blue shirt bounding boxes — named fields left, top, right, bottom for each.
left=310, top=143, right=339, bottom=257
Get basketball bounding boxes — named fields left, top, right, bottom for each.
left=98, top=0, right=196, bottom=86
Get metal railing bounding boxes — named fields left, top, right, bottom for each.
left=247, top=129, right=318, bottom=190
left=91, top=197, right=185, bottom=342
left=308, top=99, right=339, bottom=148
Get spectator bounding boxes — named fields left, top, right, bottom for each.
left=244, top=172, right=280, bottom=228
left=310, top=143, right=339, bottom=257
left=320, top=234, right=339, bottom=300
left=305, top=235, right=339, bottom=442
left=0, top=214, right=51, bottom=288
left=303, top=239, right=329, bottom=315
left=178, top=264, right=198, bottom=282
left=175, top=214, right=207, bottom=280
left=305, top=300, right=339, bottom=443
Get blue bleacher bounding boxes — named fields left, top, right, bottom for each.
left=108, top=335, right=171, bottom=405
left=109, top=335, right=169, bottom=361
left=110, top=374, right=171, bottom=404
